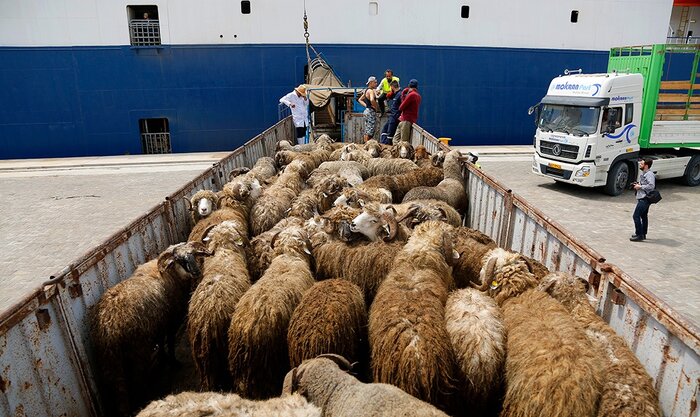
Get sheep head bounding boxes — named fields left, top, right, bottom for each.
left=222, top=178, right=262, bottom=204
left=189, top=190, right=219, bottom=220
left=158, top=241, right=212, bottom=281
left=477, top=248, right=538, bottom=305
left=276, top=139, right=293, bottom=152
left=317, top=175, right=349, bottom=208
left=396, top=141, right=415, bottom=160
left=414, top=145, right=430, bottom=161
left=349, top=203, right=388, bottom=242
left=406, top=221, right=459, bottom=265
left=334, top=189, right=374, bottom=208
left=228, top=166, right=251, bottom=182
left=315, top=134, right=333, bottom=145
left=320, top=206, right=362, bottom=242
left=395, top=203, right=452, bottom=229
left=363, top=139, right=382, bottom=158
left=270, top=226, right=313, bottom=260
left=431, top=150, right=446, bottom=167
left=537, top=272, right=597, bottom=310
left=282, top=354, right=355, bottom=396
left=202, top=220, right=248, bottom=252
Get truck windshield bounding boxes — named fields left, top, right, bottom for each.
left=538, top=104, right=600, bottom=136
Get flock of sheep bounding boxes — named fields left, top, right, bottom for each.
left=90, top=136, right=661, bottom=417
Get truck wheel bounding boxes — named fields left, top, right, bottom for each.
left=604, top=161, right=629, bottom=196
left=682, top=155, right=700, bottom=186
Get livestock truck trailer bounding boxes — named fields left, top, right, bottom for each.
left=531, top=44, right=700, bottom=195
left=0, top=118, right=698, bottom=417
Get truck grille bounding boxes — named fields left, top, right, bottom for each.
left=540, top=140, right=579, bottom=160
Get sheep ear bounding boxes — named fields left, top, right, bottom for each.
left=520, top=256, right=535, bottom=274
left=442, top=234, right=456, bottom=265
left=479, top=255, right=498, bottom=291
left=452, top=249, right=460, bottom=260
left=358, top=199, right=366, bottom=208
left=538, top=277, right=557, bottom=294
left=188, top=241, right=213, bottom=256
left=201, top=224, right=217, bottom=242
left=302, top=238, right=312, bottom=255
left=185, top=198, right=193, bottom=211
left=437, top=207, right=448, bottom=221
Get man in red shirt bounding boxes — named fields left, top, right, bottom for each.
left=393, top=79, right=421, bottom=144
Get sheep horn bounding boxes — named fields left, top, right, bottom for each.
left=479, top=255, right=498, bottom=291
left=184, top=198, right=193, bottom=211
left=381, top=211, right=398, bottom=242
left=228, top=167, right=250, bottom=181
left=187, top=241, right=213, bottom=257
left=442, top=234, right=456, bottom=266
left=436, top=207, right=449, bottom=222
left=395, top=204, right=420, bottom=223
left=270, top=231, right=282, bottom=249
left=316, top=354, right=353, bottom=371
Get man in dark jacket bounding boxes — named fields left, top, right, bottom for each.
left=379, top=80, right=403, bottom=144
left=392, top=79, right=421, bottom=144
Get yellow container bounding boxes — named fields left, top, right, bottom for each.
left=438, top=137, right=452, bottom=146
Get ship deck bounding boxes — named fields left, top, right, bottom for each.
left=1, top=148, right=698, bottom=327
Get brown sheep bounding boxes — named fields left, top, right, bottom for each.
left=398, top=199, right=462, bottom=229
left=391, top=140, right=415, bottom=160
left=282, top=355, right=449, bottom=417
left=334, top=186, right=393, bottom=208
left=228, top=226, right=315, bottom=399
left=402, top=151, right=467, bottom=211
left=369, top=221, right=460, bottom=411
left=445, top=288, right=506, bottom=412
left=187, top=199, right=249, bottom=242
left=249, top=166, right=305, bottom=236
left=363, top=139, right=384, bottom=158
left=287, top=279, right=367, bottom=368
left=538, top=272, right=661, bottom=417
left=452, top=227, right=498, bottom=288
left=360, top=166, right=443, bottom=202
left=91, top=242, right=211, bottom=416
left=187, top=221, right=251, bottom=391
left=246, top=217, right=305, bottom=281
left=186, top=189, right=219, bottom=223
left=288, top=174, right=348, bottom=219
left=477, top=248, right=603, bottom=417
left=414, top=145, right=433, bottom=167
left=136, top=392, right=321, bottom=417
left=363, top=157, right=418, bottom=176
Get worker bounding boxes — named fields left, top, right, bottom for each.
left=279, top=84, right=309, bottom=145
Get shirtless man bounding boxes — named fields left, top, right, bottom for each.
left=358, top=76, right=379, bottom=142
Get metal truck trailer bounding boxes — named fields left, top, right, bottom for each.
left=0, top=117, right=698, bottom=417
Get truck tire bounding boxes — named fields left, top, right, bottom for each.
left=604, top=161, right=629, bottom=196
left=682, top=155, right=700, bottom=186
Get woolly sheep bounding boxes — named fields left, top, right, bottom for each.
left=363, top=157, right=418, bottom=176
left=282, top=355, right=449, bottom=417
left=92, top=242, right=211, bottom=416
left=363, top=139, right=384, bottom=158
left=287, top=279, right=367, bottom=368
left=452, top=227, right=497, bottom=288
left=249, top=167, right=306, bottom=236
left=247, top=217, right=306, bottom=281
left=444, top=288, right=505, bottom=410
left=309, top=161, right=368, bottom=187
left=478, top=248, right=603, bottom=417
left=538, top=272, right=661, bottom=417
left=187, top=221, right=251, bottom=391
left=136, top=392, right=320, bottom=417
left=349, top=203, right=412, bottom=243
left=228, top=226, right=315, bottom=399
left=187, top=189, right=219, bottom=223
left=391, top=141, right=415, bottom=160
left=288, top=174, right=348, bottom=219
left=360, top=166, right=443, bottom=202
left=402, top=150, right=467, bottom=212
left=333, top=187, right=393, bottom=208
left=369, top=221, right=460, bottom=410
left=188, top=199, right=249, bottom=242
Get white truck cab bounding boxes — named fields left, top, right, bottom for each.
left=531, top=72, right=643, bottom=194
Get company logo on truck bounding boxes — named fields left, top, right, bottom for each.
left=606, top=124, right=636, bottom=143
left=610, top=96, right=633, bottom=102
left=553, top=82, right=602, bottom=96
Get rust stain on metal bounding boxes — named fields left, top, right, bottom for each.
left=36, top=309, right=51, bottom=331
left=631, top=311, right=649, bottom=350
left=611, top=288, right=625, bottom=305
left=662, top=344, right=679, bottom=364
left=68, top=283, right=83, bottom=299
left=22, top=381, right=31, bottom=391
left=0, top=375, right=7, bottom=392
left=690, top=391, right=697, bottom=415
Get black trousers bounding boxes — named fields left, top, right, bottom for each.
left=632, top=198, right=650, bottom=236
left=295, top=126, right=306, bottom=140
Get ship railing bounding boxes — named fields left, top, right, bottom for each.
left=129, top=19, right=161, bottom=46
left=141, top=132, right=171, bottom=154
left=666, top=36, right=699, bottom=45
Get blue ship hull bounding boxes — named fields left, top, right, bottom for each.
left=0, top=44, right=608, bottom=159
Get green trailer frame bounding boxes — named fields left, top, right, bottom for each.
left=608, top=44, right=700, bottom=149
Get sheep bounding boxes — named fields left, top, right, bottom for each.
left=287, top=279, right=367, bottom=368
left=288, top=174, right=348, bottom=219
left=329, top=143, right=359, bottom=160
left=444, top=288, right=506, bottom=411
left=414, top=145, right=433, bottom=167
left=187, top=221, right=251, bottom=391
left=228, top=226, right=315, bottom=399
left=369, top=221, right=460, bottom=410
left=333, top=187, right=392, bottom=208
left=276, top=133, right=335, bottom=153
left=391, top=140, right=415, bottom=160
left=220, top=157, right=276, bottom=207
left=398, top=199, right=462, bottom=229
left=136, top=392, right=321, bottom=417
left=452, top=227, right=498, bottom=288
left=538, top=272, right=661, bottom=417
left=186, top=189, right=219, bottom=223
left=430, top=149, right=446, bottom=167
left=282, top=355, right=449, bottom=417
left=188, top=198, right=249, bottom=242
left=247, top=217, right=306, bottom=281
left=312, top=239, right=402, bottom=304
left=316, top=205, right=364, bottom=243
left=402, top=150, right=467, bottom=212
left=275, top=148, right=332, bottom=172
left=477, top=248, right=603, bottom=417
left=249, top=165, right=306, bottom=236
left=363, top=157, right=417, bottom=176
left=525, top=255, right=550, bottom=280
left=309, top=161, right=368, bottom=187
left=363, top=139, right=383, bottom=158
left=91, top=242, right=211, bottom=416
left=360, top=166, right=443, bottom=202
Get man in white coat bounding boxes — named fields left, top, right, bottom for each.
left=279, top=84, right=309, bottom=145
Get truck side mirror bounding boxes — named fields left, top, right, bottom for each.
left=528, top=106, right=536, bottom=115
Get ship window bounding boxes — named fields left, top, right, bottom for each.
left=369, top=2, right=378, bottom=15
left=461, top=6, right=470, bottom=18
left=570, top=10, right=579, bottom=23
left=139, top=118, right=171, bottom=154
left=127, top=5, right=161, bottom=46
left=625, top=104, right=634, bottom=125
left=241, top=1, right=251, bottom=14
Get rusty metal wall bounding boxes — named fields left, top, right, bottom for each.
left=0, top=117, right=294, bottom=417
left=411, top=125, right=700, bottom=417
